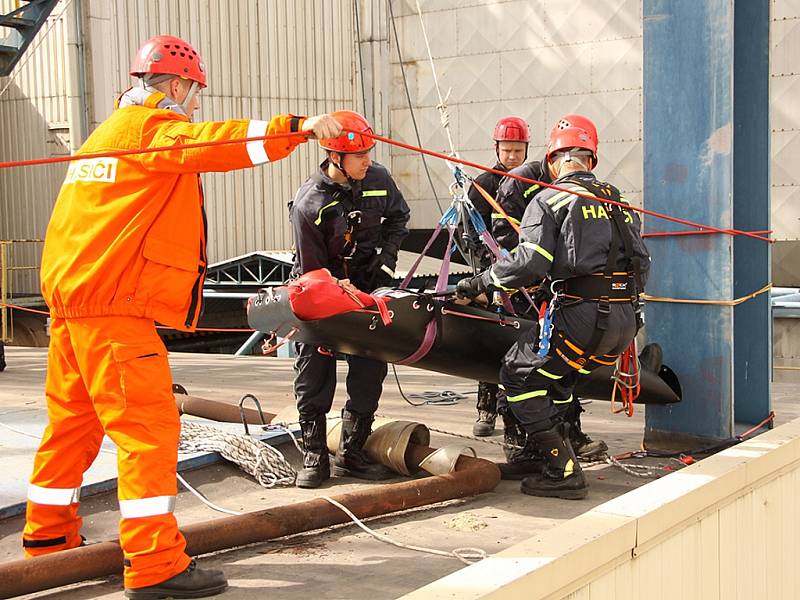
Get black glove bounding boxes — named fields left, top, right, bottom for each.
left=367, top=242, right=399, bottom=289
left=456, top=275, right=485, bottom=299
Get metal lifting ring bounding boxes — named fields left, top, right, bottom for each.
left=388, top=310, right=395, bottom=319
left=238, top=393, right=267, bottom=436
left=412, top=300, right=421, bottom=310
left=426, top=303, right=435, bottom=312
left=369, top=315, right=379, bottom=331
left=513, top=320, right=521, bottom=329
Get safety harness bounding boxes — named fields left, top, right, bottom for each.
left=547, top=176, right=643, bottom=372
left=308, top=170, right=365, bottom=279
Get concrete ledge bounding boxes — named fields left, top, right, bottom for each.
left=401, top=417, right=800, bottom=600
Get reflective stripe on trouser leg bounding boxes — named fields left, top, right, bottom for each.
left=24, top=318, right=104, bottom=557
left=500, top=324, right=579, bottom=434
left=65, top=316, right=191, bottom=590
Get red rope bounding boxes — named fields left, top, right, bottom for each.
left=364, top=132, right=773, bottom=244
left=0, top=303, right=255, bottom=333
left=643, top=229, right=771, bottom=239
left=0, top=131, right=310, bottom=170
left=0, top=126, right=772, bottom=243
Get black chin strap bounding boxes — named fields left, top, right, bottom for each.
left=331, top=156, right=359, bottom=187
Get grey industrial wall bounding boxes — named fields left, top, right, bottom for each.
left=1, top=0, right=798, bottom=288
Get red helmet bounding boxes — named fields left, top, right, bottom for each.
left=130, top=35, right=206, bottom=87
left=546, top=126, right=597, bottom=166
left=550, top=113, right=598, bottom=147
left=319, top=110, right=376, bottom=153
left=493, top=116, right=530, bottom=143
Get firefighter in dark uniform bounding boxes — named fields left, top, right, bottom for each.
left=289, top=110, right=411, bottom=489
left=456, top=125, right=649, bottom=499
left=466, top=116, right=530, bottom=438
left=492, top=114, right=609, bottom=481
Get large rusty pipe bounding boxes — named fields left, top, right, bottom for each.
left=0, top=445, right=499, bottom=598
left=175, top=394, right=277, bottom=425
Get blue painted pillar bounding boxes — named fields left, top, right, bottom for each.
left=643, top=0, right=770, bottom=445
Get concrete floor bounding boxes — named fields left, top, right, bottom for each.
left=0, top=347, right=796, bottom=599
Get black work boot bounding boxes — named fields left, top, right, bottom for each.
left=564, top=400, right=608, bottom=459
left=296, top=414, right=331, bottom=489
left=472, top=382, right=498, bottom=437
left=496, top=413, right=544, bottom=480
left=570, top=425, right=608, bottom=459
left=124, top=559, right=228, bottom=599
left=333, top=409, right=393, bottom=480
left=521, top=423, right=588, bottom=500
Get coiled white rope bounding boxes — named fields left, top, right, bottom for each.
left=178, top=421, right=296, bottom=487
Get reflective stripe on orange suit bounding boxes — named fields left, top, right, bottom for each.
left=25, top=93, right=307, bottom=589
left=24, top=316, right=185, bottom=588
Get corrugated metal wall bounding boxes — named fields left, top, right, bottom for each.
left=771, top=1, right=800, bottom=286
left=1, top=0, right=799, bottom=290
left=387, top=0, right=644, bottom=229
left=88, top=0, right=357, bottom=261
left=0, top=0, right=73, bottom=295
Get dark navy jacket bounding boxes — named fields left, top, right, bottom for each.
left=492, top=159, right=551, bottom=251
left=289, top=161, right=410, bottom=292
left=482, top=171, right=650, bottom=290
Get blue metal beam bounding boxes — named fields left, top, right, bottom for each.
left=643, top=0, right=771, bottom=443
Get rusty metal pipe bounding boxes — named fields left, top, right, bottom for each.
left=0, top=445, right=500, bottom=598
left=175, top=394, right=276, bottom=425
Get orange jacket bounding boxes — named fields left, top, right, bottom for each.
left=41, top=92, right=306, bottom=330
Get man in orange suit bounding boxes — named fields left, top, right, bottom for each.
left=22, top=34, right=341, bottom=599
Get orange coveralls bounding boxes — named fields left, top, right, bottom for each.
left=23, top=91, right=306, bottom=589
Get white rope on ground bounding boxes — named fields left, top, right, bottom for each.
left=321, top=495, right=486, bottom=565
left=179, top=421, right=296, bottom=488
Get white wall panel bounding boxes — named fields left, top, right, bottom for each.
left=388, top=0, right=644, bottom=230
left=0, top=0, right=73, bottom=295
left=771, top=3, right=800, bottom=289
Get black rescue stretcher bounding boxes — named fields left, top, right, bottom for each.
left=247, top=286, right=681, bottom=405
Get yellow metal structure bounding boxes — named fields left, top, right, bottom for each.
left=0, top=239, right=43, bottom=343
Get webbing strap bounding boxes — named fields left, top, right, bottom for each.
left=400, top=222, right=443, bottom=289
left=397, top=226, right=455, bottom=365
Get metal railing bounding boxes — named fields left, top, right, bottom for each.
left=1, top=238, right=43, bottom=342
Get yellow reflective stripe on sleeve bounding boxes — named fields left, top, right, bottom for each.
left=506, top=389, right=548, bottom=402
left=523, top=184, right=540, bottom=198
left=492, top=213, right=520, bottom=225
left=536, top=368, right=563, bottom=380
left=489, top=268, right=515, bottom=291
left=362, top=189, right=387, bottom=197
left=519, top=241, right=554, bottom=262
left=545, top=190, right=572, bottom=206
left=552, top=194, right=581, bottom=211
left=314, top=200, right=340, bottom=225
left=552, top=397, right=572, bottom=404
